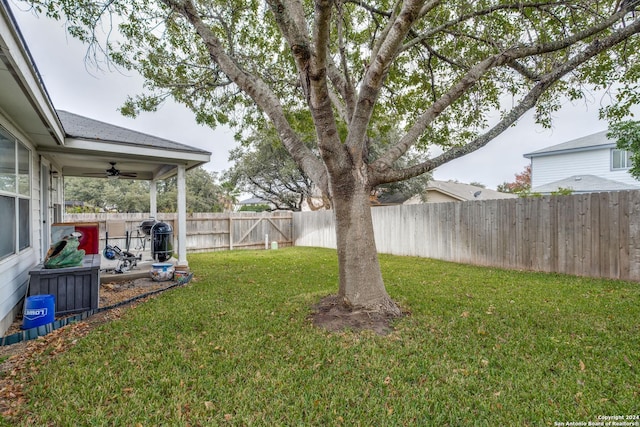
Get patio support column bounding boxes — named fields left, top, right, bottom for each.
left=149, top=180, right=157, bottom=220
left=177, top=164, right=188, bottom=267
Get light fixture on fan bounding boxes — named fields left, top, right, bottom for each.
left=84, top=162, right=138, bottom=179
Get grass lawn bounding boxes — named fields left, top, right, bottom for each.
left=8, top=247, right=640, bottom=426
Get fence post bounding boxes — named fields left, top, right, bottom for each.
left=229, top=215, right=234, bottom=251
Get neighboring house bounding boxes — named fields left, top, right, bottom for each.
left=405, top=180, right=517, bottom=204
left=237, top=197, right=275, bottom=211
left=371, top=192, right=414, bottom=206
left=0, top=2, right=211, bottom=334
left=524, top=130, right=640, bottom=194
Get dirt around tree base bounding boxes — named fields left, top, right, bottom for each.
left=309, top=295, right=405, bottom=335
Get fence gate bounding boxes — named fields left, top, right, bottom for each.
left=230, top=214, right=293, bottom=250
left=64, top=212, right=294, bottom=254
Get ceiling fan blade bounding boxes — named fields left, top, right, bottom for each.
left=78, top=162, right=138, bottom=178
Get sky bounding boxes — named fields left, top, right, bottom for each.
left=8, top=2, right=623, bottom=190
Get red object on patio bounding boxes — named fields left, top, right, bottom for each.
left=52, top=222, right=100, bottom=254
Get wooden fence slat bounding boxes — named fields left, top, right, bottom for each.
left=628, top=191, right=640, bottom=279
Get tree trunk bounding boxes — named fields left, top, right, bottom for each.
left=331, top=177, right=401, bottom=316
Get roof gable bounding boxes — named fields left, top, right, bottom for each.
left=524, top=130, right=613, bottom=158
left=58, top=110, right=210, bottom=155
left=426, top=180, right=517, bottom=201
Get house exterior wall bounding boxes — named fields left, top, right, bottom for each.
left=531, top=147, right=640, bottom=188
left=424, top=191, right=459, bottom=203
left=0, top=114, right=42, bottom=334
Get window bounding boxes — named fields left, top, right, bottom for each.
left=0, top=127, right=31, bottom=260
left=612, top=148, right=632, bottom=170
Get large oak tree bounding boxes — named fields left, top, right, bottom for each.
left=27, top=0, right=640, bottom=315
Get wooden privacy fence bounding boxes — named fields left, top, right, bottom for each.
left=293, top=190, right=640, bottom=282
left=66, top=191, right=640, bottom=281
left=64, top=212, right=294, bottom=254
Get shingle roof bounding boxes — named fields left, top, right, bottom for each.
left=532, top=175, right=640, bottom=193
left=523, top=130, right=612, bottom=158
left=426, top=180, right=517, bottom=201
left=375, top=192, right=412, bottom=205
left=57, top=110, right=211, bottom=155
left=239, top=197, right=271, bottom=205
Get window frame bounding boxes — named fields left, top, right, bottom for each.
left=611, top=148, right=633, bottom=171
left=0, top=126, right=31, bottom=261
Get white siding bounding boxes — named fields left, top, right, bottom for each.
left=425, top=190, right=459, bottom=203
left=0, top=115, right=41, bottom=334
left=531, top=147, right=640, bottom=187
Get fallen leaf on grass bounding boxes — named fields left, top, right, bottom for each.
left=579, top=360, right=586, bottom=371
left=204, top=401, right=214, bottom=410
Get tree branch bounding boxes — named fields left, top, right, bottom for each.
left=347, top=0, right=424, bottom=158
left=372, top=5, right=635, bottom=172
left=163, top=0, right=329, bottom=196
left=371, top=13, right=640, bottom=185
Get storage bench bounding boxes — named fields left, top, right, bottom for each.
left=28, top=254, right=101, bottom=315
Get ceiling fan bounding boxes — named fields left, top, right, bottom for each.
left=85, top=162, right=138, bottom=179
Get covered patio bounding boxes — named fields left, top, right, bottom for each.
left=1, top=0, right=216, bottom=334
left=37, top=110, right=211, bottom=268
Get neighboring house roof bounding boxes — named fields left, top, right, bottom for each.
left=532, top=175, right=640, bottom=194
left=58, top=110, right=210, bottom=155
left=373, top=192, right=413, bottom=205
left=422, top=180, right=517, bottom=202
left=239, top=197, right=271, bottom=205
left=523, top=130, right=612, bottom=158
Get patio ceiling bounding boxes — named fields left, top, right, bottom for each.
left=40, top=150, right=202, bottom=182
